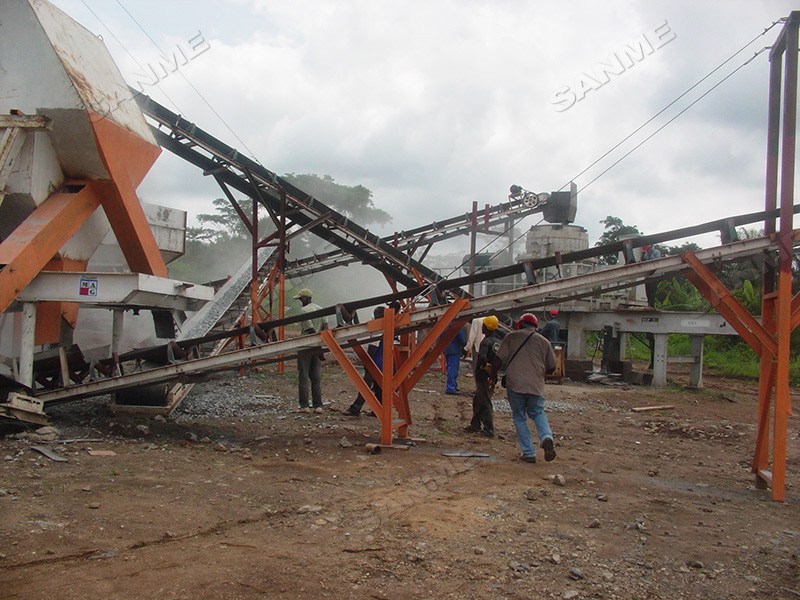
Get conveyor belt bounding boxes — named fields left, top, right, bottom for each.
left=33, top=233, right=781, bottom=405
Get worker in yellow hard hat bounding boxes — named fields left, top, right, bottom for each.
left=464, top=315, right=500, bottom=437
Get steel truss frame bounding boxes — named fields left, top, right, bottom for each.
left=23, top=233, right=786, bottom=450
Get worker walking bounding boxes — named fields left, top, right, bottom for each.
left=443, top=324, right=467, bottom=394
left=494, top=313, right=557, bottom=463
left=294, top=288, right=328, bottom=413
left=465, top=315, right=500, bottom=437
left=539, top=309, right=561, bottom=345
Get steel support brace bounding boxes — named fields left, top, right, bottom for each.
left=0, top=184, right=102, bottom=313
left=320, top=329, right=383, bottom=418
left=682, top=252, right=777, bottom=356
left=752, top=10, right=800, bottom=502
left=320, top=299, right=469, bottom=444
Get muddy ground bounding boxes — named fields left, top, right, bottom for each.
left=2, top=359, right=800, bottom=600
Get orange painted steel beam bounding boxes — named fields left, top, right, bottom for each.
left=753, top=296, right=777, bottom=482
left=352, top=341, right=407, bottom=434
left=682, top=252, right=777, bottom=357
left=393, top=298, right=469, bottom=386
left=323, top=300, right=470, bottom=444
left=0, top=184, right=102, bottom=314
left=381, top=308, right=396, bottom=444
left=772, top=268, right=793, bottom=500
left=89, top=112, right=167, bottom=277
left=753, top=359, right=778, bottom=483
left=400, top=299, right=471, bottom=391
left=395, top=331, right=413, bottom=438
left=35, top=258, right=87, bottom=345
left=320, top=329, right=382, bottom=419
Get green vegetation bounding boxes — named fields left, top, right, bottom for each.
left=594, top=220, right=800, bottom=386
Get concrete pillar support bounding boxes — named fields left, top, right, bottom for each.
left=567, top=313, right=586, bottom=359
left=111, top=310, right=125, bottom=355
left=689, top=335, right=704, bottom=388
left=652, top=333, right=669, bottom=387
left=19, top=302, right=36, bottom=388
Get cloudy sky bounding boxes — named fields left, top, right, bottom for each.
left=49, top=0, right=797, bottom=258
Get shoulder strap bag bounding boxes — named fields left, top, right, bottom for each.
left=501, top=330, right=536, bottom=388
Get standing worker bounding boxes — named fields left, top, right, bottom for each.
left=494, top=313, right=557, bottom=463
left=443, top=323, right=467, bottom=395
left=465, top=315, right=500, bottom=437
left=539, top=309, right=561, bottom=345
left=294, top=288, right=328, bottom=413
left=640, top=244, right=661, bottom=308
left=341, top=306, right=386, bottom=416
left=466, top=317, right=486, bottom=370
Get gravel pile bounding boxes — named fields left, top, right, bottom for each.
left=493, top=398, right=587, bottom=414
left=175, top=379, right=294, bottom=419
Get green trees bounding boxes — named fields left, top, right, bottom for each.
left=595, top=216, right=641, bottom=265
left=282, top=174, right=390, bottom=226
left=168, top=175, right=388, bottom=284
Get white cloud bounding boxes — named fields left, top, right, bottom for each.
left=50, top=0, right=800, bottom=260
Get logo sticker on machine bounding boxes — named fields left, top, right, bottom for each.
left=79, top=277, right=98, bottom=296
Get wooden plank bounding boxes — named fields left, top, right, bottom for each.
left=631, top=405, right=675, bottom=412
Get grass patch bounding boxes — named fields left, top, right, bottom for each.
left=588, top=332, right=800, bottom=386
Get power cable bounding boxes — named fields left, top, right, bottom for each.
left=114, top=0, right=262, bottom=163
left=579, top=46, right=770, bottom=194
left=559, top=18, right=784, bottom=193
left=79, top=0, right=183, bottom=115
left=433, top=22, right=782, bottom=304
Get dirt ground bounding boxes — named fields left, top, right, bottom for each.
left=2, top=359, right=800, bottom=600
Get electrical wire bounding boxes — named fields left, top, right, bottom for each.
left=115, top=0, right=261, bottom=163
left=579, top=46, right=770, bottom=194
left=558, top=18, right=784, bottom=193
left=419, top=22, right=783, bottom=304
left=79, top=0, right=183, bottom=115
left=456, top=20, right=783, bottom=287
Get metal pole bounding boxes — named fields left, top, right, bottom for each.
left=754, top=27, right=785, bottom=487
left=469, top=201, right=477, bottom=296
left=277, top=190, right=287, bottom=374
left=251, top=196, right=259, bottom=324
left=771, top=12, right=799, bottom=502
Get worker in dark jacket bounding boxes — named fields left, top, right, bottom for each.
left=465, top=315, right=500, bottom=436
left=539, top=309, right=561, bottom=344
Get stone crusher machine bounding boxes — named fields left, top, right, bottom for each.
left=0, top=0, right=212, bottom=421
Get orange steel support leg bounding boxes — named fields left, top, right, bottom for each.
left=0, top=184, right=102, bottom=313
left=35, top=257, right=87, bottom=346
left=322, top=299, right=470, bottom=445
left=89, top=112, right=167, bottom=277
left=753, top=296, right=777, bottom=487
left=381, top=308, right=396, bottom=444
left=321, top=330, right=383, bottom=420
left=750, top=11, right=800, bottom=501
left=772, top=268, right=793, bottom=500
left=395, top=333, right=412, bottom=438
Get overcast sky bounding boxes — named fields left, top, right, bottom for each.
left=50, top=0, right=798, bottom=258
